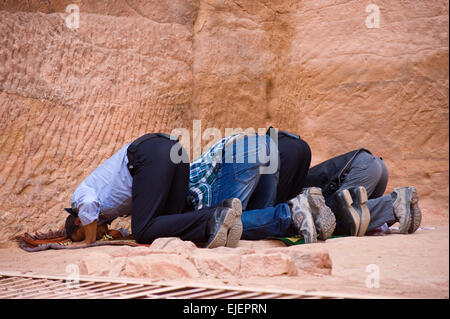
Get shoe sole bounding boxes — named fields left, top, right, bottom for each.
left=302, top=210, right=318, bottom=243
left=291, top=194, right=318, bottom=244
left=394, top=187, right=412, bottom=234
left=349, top=186, right=370, bottom=237
left=205, top=208, right=236, bottom=249
left=337, top=189, right=360, bottom=236
left=408, top=187, right=421, bottom=234
left=307, top=187, right=336, bottom=240
left=226, top=199, right=243, bottom=248
left=224, top=198, right=242, bottom=214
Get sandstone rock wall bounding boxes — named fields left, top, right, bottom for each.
left=0, top=0, right=448, bottom=243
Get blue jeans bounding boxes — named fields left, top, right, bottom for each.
left=208, top=134, right=294, bottom=240
left=210, top=134, right=279, bottom=210
left=241, top=203, right=294, bottom=240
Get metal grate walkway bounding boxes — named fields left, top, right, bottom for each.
left=0, top=271, right=378, bottom=299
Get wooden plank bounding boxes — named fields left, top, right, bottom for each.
left=157, top=287, right=208, bottom=298
left=29, top=281, right=109, bottom=298
left=179, top=289, right=225, bottom=299
left=225, top=292, right=264, bottom=299
left=45, top=282, right=116, bottom=298
left=10, top=281, right=77, bottom=299
left=0, top=277, right=32, bottom=289
left=119, top=286, right=187, bottom=299
left=0, top=271, right=401, bottom=299
left=252, top=293, right=283, bottom=299
left=204, top=290, right=242, bottom=299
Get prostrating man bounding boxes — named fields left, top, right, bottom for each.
left=188, top=129, right=422, bottom=245
left=305, top=148, right=422, bottom=236
left=188, top=129, right=335, bottom=244
left=64, top=133, right=243, bottom=248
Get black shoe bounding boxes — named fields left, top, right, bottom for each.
left=220, top=198, right=243, bottom=247
left=334, top=189, right=361, bottom=236
left=205, top=207, right=240, bottom=248
left=348, top=186, right=371, bottom=236
left=221, top=198, right=242, bottom=213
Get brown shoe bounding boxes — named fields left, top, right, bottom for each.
left=408, top=187, right=422, bottom=234
left=392, top=187, right=421, bottom=234
left=348, top=186, right=371, bottom=236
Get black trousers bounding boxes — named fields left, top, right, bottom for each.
left=128, top=135, right=214, bottom=244
left=275, top=134, right=312, bottom=204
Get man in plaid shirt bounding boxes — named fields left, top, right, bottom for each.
left=187, top=129, right=334, bottom=244
left=188, top=133, right=244, bottom=210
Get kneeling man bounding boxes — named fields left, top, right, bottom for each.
left=64, top=133, right=243, bottom=248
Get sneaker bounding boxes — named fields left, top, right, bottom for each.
left=392, top=186, right=421, bottom=234
left=302, top=187, right=336, bottom=240
left=348, top=186, right=371, bottom=236
left=287, top=194, right=318, bottom=243
left=221, top=198, right=243, bottom=247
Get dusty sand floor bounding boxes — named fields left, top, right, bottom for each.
left=0, top=211, right=447, bottom=299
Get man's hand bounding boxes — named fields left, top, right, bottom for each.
left=83, top=220, right=98, bottom=244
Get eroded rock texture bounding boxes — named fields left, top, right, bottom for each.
left=77, top=238, right=332, bottom=279
left=0, top=0, right=448, bottom=242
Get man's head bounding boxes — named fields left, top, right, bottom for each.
left=65, top=215, right=109, bottom=242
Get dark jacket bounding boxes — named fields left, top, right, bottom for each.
left=304, top=148, right=372, bottom=199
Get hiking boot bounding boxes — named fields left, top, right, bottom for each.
left=287, top=194, right=318, bottom=243
left=221, top=198, right=243, bottom=247
left=302, top=187, right=336, bottom=240
left=334, top=188, right=361, bottom=236
left=348, top=186, right=371, bottom=236
left=392, top=186, right=422, bottom=234
left=205, top=206, right=241, bottom=248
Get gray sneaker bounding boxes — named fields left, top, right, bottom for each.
left=287, top=194, right=318, bottom=243
left=302, top=187, right=336, bottom=240
left=393, top=186, right=422, bottom=234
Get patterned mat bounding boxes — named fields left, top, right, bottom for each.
left=18, top=229, right=148, bottom=252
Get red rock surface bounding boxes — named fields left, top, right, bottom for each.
left=0, top=0, right=448, bottom=298
left=76, top=238, right=330, bottom=280
left=0, top=1, right=447, bottom=242
left=0, top=227, right=447, bottom=298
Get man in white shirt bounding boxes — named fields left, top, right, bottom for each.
left=64, top=133, right=243, bottom=248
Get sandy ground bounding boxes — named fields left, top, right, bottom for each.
left=0, top=212, right=447, bottom=299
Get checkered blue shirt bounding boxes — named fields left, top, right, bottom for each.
left=188, top=133, right=243, bottom=210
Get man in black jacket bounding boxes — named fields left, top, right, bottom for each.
left=305, top=148, right=422, bottom=237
